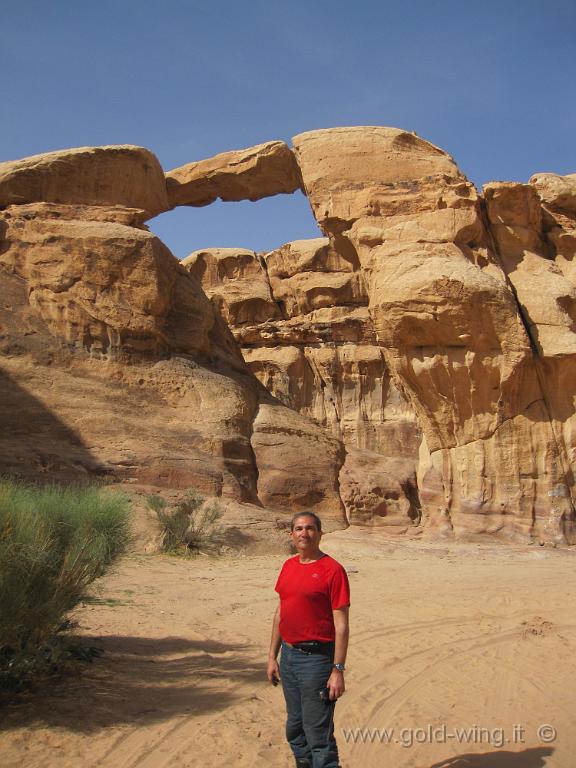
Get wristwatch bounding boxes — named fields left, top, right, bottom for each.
left=333, top=663, right=345, bottom=672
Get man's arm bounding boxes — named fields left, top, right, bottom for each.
left=327, top=605, right=349, bottom=700
left=267, top=602, right=282, bottom=685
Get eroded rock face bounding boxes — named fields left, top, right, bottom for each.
left=0, top=199, right=259, bottom=503
left=184, top=239, right=423, bottom=528
left=339, top=449, right=419, bottom=529
left=0, top=193, right=346, bottom=531
left=165, top=141, right=302, bottom=208
left=251, top=398, right=345, bottom=524
left=529, top=172, right=576, bottom=216
left=484, top=182, right=576, bottom=358
left=0, top=203, right=215, bottom=358
left=182, top=248, right=281, bottom=326
left=2, top=133, right=576, bottom=544
left=293, top=127, right=576, bottom=544
left=0, top=146, right=169, bottom=219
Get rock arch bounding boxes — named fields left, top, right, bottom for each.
left=2, top=129, right=576, bottom=543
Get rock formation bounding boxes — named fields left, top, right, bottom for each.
left=1, top=131, right=575, bottom=544
left=292, top=127, right=576, bottom=544
left=0, top=147, right=345, bottom=534
left=0, top=145, right=168, bottom=218
left=183, top=239, right=422, bottom=531
left=165, top=141, right=301, bottom=208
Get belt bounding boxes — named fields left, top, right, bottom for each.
left=286, top=640, right=335, bottom=655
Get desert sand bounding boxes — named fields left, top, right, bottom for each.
left=1, top=531, right=575, bottom=768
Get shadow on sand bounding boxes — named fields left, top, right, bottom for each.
left=429, top=746, right=554, bottom=767
left=0, top=634, right=263, bottom=733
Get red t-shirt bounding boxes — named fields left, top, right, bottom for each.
left=275, top=554, right=350, bottom=643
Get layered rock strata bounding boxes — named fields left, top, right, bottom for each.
left=183, top=239, right=422, bottom=530
left=292, top=127, right=576, bottom=543
left=2, top=132, right=575, bottom=544
left=0, top=147, right=346, bottom=533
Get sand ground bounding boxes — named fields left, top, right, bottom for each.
left=1, top=530, right=575, bottom=768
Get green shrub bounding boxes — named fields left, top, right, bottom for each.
left=0, top=479, right=130, bottom=688
left=148, top=490, right=223, bottom=555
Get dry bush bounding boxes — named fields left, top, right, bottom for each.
left=0, top=479, right=130, bottom=688
left=147, top=490, right=224, bottom=555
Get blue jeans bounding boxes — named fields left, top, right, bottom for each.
left=280, top=642, right=339, bottom=768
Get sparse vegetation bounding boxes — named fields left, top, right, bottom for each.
left=0, top=479, right=130, bottom=689
left=147, top=490, right=224, bottom=555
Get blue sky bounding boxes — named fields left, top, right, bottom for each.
left=2, top=0, right=575, bottom=257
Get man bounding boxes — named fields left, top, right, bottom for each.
left=267, top=511, right=350, bottom=768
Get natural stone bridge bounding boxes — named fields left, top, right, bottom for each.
left=1, top=127, right=575, bottom=544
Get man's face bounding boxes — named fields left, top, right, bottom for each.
left=290, top=515, right=322, bottom=553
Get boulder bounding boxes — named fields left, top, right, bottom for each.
left=0, top=145, right=169, bottom=219
left=292, top=126, right=464, bottom=232
left=251, top=399, right=346, bottom=530
left=264, top=237, right=355, bottom=278
left=529, top=172, right=576, bottom=216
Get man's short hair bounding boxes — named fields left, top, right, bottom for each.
left=290, top=511, right=322, bottom=532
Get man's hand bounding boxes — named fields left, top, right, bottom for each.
left=329, top=605, right=349, bottom=701
left=267, top=658, right=280, bottom=686
left=268, top=603, right=281, bottom=685
left=327, top=668, right=345, bottom=700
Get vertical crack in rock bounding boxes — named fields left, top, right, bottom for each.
left=292, top=126, right=576, bottom=543
left=481, top=187, right=576, bottom=542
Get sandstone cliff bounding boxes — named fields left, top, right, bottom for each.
left=1, top=133, right=575, bottom=544
left=290, top=127, right=575, bottom=544
left=183, top=240, right=421, bottom=531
